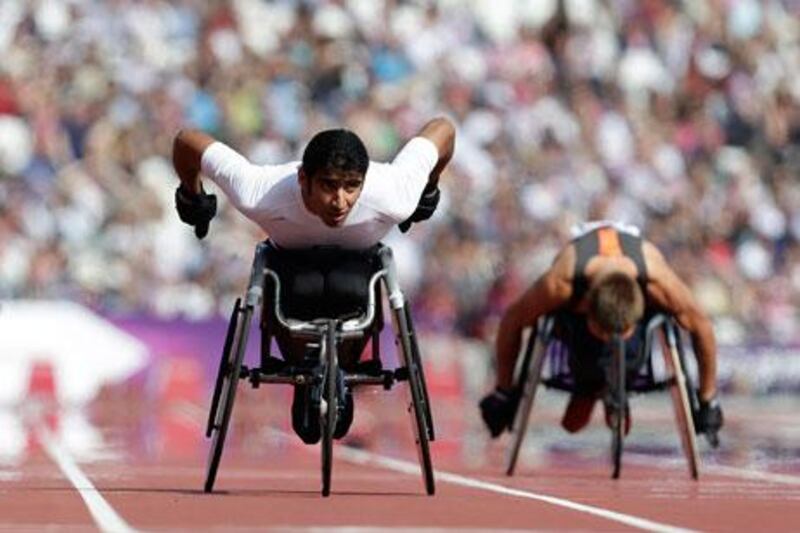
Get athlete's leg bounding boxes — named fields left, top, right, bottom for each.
left=266, top=253, right=327, bottom=444
left=325, top=253, right=376, bottom=439
left=560, top=315, right=606, bottom=432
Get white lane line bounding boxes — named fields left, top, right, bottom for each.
left=272, top=526, right=536, bottom=533
left=337, top=446, right=697, bottom=533
left=190, top=402, right=693, bottom=532
left=36, top=425, right=136, bottom=533
left=705, top=465, right=800, bottom=486
left=626, top=453, right=800, bottom=486
left=0, top=469, right=21, bottom=481
left=257, top=427, right=696, bottom=533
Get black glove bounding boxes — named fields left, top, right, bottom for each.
left=175, top=185, right=217, bottom=239
left=399, top=185, right=440, bottom=233
left=479, top=387, right=520, bottom=438
left=695, top=395, right=723, bottom=448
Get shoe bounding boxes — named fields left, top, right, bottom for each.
left=479, top=387, right=519, bottom=438
left=333, top=388, right=354, bottom=439
left=291, top=384, right=321, bottom=445
left=562, top=393, right=598, bottom=433
left=603, top=398, right=631, bottom=436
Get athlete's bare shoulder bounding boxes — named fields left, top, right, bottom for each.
left=550, top=242, right=576, bottom=283
left=641, top=239, right=668, bottom=279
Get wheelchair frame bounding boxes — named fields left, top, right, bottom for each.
left=506, top=313, right=701, bottom=479
left=203, top=241, right=436, bottom=496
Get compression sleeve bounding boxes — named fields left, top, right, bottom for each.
left=200, top=142, right=278, bottom=215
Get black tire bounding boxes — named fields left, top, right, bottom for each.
left=407, top=357, right=435, bottom=495
left=204, top=304, right=253, bottom=493
left=404, top=305, right=434, bottom=441
left=610, top=336, right=626, bottom=480
left=206, top=299, right=242, bottom=438
left=666, top=323, right=700, bottom=479
left=321, top=321, right=338, bottom=497
left=506, top=327, right=545, bottom=477
left=395, top=306, right=434, bottom=495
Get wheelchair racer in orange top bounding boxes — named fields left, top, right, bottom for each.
left=479, top=222, right=723, bottom=440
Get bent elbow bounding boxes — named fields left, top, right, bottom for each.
left=431, top=116, right=455, bottom=134
left=685, top=308, right=715, bottom=342
left=419, top=116, right=456, bottom=156
left=433, top=117, right=456, bottom=148
left=172, top=128, right=194, bottom=152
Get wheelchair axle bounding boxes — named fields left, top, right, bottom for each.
left=246, top=365, right=410, bottom=391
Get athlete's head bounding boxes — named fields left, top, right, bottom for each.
left=586, top=271, right=644, bottom=342
left=298, top=129, right=369, bottom=227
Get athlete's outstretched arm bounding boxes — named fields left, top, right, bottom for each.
left=414, top=116, right=455, bottom=190
left=644, top=243, right=718, bottom=400
left=172, top=129, right=215, bottom=193
left=494, top=249, right=573, bottom=390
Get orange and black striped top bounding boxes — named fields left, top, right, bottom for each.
left=569, top=226, right=647, bottom=308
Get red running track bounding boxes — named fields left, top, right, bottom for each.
left=3, top=392, right=800, bottom=532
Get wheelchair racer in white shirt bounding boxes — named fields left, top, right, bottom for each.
left=171, top=117, right=455, bottom=245
left=171, top=117, right=455, bottom=444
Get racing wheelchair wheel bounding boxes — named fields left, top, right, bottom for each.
left=320, top=320, right=339, bottom=497
left=204, top=299, right=253, bottom=493
left=609, top=335, right=626, bottom=480
left=404, top=304, right=434, bottom=440
left=506, top=322, right=548, bottom=476
left=395, top=305, right=435, bottom=495
left=206, top=299, right=241, bottom=438
left=664, top=321, right=700, bottom=479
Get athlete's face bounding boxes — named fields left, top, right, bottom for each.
left=299, top=168, right=365, bottom=227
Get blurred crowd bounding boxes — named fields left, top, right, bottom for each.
left=1, top=0, right=799, bottom=345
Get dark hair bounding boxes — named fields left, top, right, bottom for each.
left=301, top=129, right=369, bottom=177
left=587, top=272, right=644, bottom=334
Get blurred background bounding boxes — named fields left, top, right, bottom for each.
left=1, top=0, right=799, bottom=469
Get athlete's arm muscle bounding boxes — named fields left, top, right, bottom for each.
left=172, top=129, right=215, bottom=194
left=414, top=117, right=455, bottom=190
left=644, top=242, right=718, bottom=399
left=494, top=247, right=575, bottom=389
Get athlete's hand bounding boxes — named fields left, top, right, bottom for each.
left=695, top=395, right=723, bottom=448
left=478, top=387, right=520, bottom=438
left=175, top=185, right=217, bottom=239
left=399, top=185, right=440, bottom=233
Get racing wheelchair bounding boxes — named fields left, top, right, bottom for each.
left=506, top=312, right=718, bottom=479
left=203, top=241, right=436, bottom=497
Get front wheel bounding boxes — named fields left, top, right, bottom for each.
left=320, top=322, right=338, bottom=497
left=665, top=323, right=700, bottom=480
left=609, top=336, right=626, bottom=480
left=395, top=306, right=435, bottom=495
left=407, top=358, right=435, bottom=495
left=507, top=326, right=546, bottom=477
left=404, top=305, right=434, bottom=440
left=204, top=303, right=252, bottom=493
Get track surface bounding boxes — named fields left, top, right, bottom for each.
left=3, top=385, right=799, bottom=532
